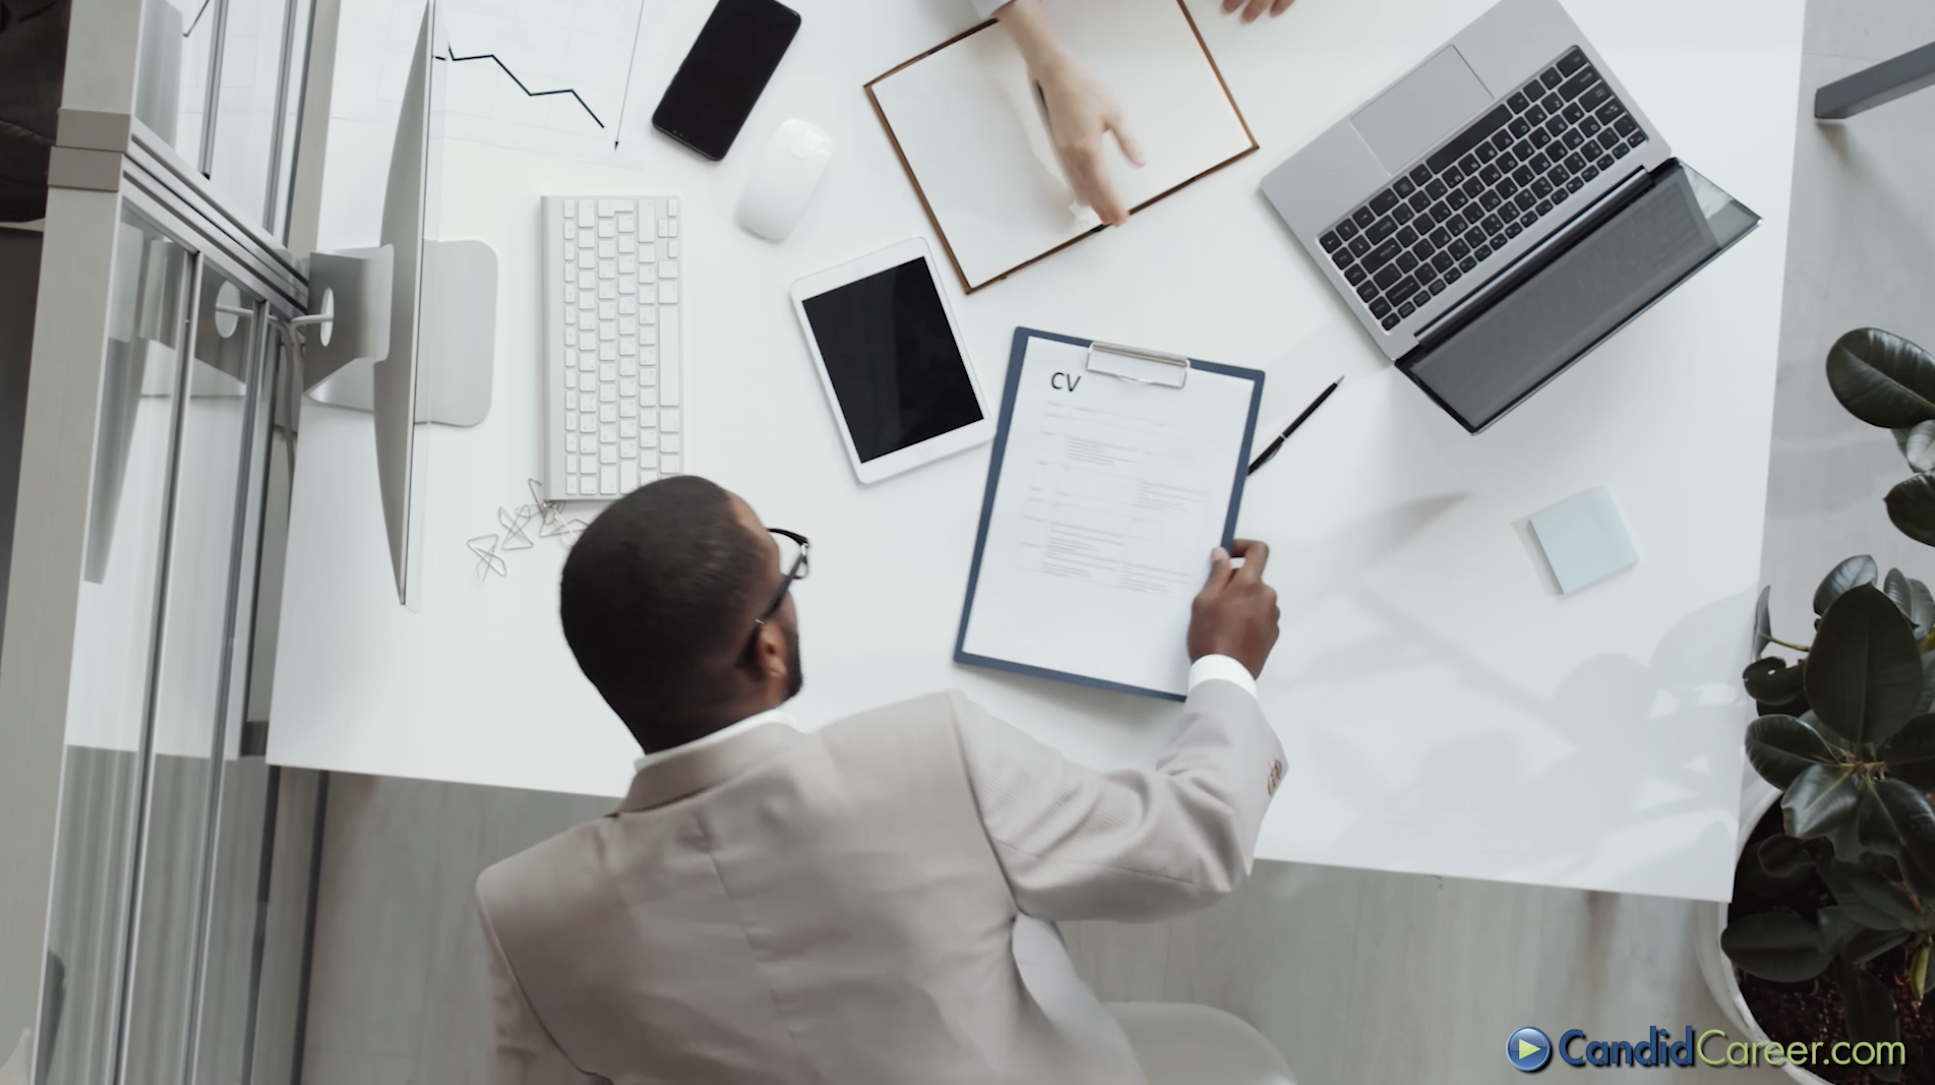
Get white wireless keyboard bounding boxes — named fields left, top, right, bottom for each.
left=542, top=195, right=683, bottom=500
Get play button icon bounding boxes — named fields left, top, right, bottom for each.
left=1507, top=1027, right=1552, bottom=1072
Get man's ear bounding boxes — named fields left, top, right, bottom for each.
left=751, top=622, right=787, bottom=683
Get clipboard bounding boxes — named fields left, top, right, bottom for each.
left=954, top=328, right=1265, bottom=700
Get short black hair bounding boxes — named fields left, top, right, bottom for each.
left=559, top=476, right=766, bottom=736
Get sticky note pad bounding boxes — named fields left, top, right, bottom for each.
left=1529, top=487, right=1638, bottom=594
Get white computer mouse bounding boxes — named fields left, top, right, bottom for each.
left=737, top=119, right=833, bottom=241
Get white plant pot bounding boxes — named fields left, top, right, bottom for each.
left=1696, top=777, right=1834, bottom=1085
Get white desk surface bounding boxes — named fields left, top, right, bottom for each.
left=271, top=0, right=1804, bottom=901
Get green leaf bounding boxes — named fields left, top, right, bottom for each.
left=1885, top=475, right=1935, bottom=548
left=1747, top=715, right=1842, bottom=788
left=1723, top=912, right=1832, bottom=982
left=1741, top=834, right=1818, bottom=896
left=1899, top=844, right=1935, bottom=904
left=1831, top=958, right=1904, bottom=1082
left=1816, top=555, right=1880, bottom=617
left=1860, top=779, right=1935, bottom=854
left=1914, top=578, right=1935, bottom=639
left=1827, top=327, right=1935, bottom=429
left=1888, top=568, right=1917, bottom=620
left=1916, top=943, right=1934, bottom=1001
left=1899, top=421, right=1935, bottom=473
left=1821, top=906, right=1914, bottom=964
left=1822, top=858, right=1922, bottom=928
left=1880, top=714, right=1935, bottom=790
left=1759, top=834, right=1816, bottom=879
left=1785, top=764, right=1863, bottom=842
left=1915, top=659, right=1935, bottom=718
left=1744, top=658, right=1807, bottom=708
left=1806, top=585, right=1924, bottom=747
left=1754, top=585, right=1773, bottom=658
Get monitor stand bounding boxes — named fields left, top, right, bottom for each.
left=303, top=239, right=497, bottom=427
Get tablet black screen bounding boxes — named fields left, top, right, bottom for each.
left=801, top=258, right=983, bottom=463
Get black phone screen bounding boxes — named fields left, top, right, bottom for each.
left=652, top=0, right=800, bottom=160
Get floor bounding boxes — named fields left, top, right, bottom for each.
left=294, top=2, right=1935, bottom=1081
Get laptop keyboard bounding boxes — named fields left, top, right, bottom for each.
left=1318, top=47, right=1649, bottom=333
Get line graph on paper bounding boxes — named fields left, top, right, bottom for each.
left=434, top=0, right=649, bottom=159
left=437, top=45, right=611, bottom=129
left=331, top=0, right=672, bottom=164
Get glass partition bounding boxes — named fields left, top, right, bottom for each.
left=136, top=0, right=315, bottom=239
left=38, top=198, right=279, bottom=1085
left=136, top=0, right=218, bottom=170
left=119, top=263, right=265, bottom=1082
left=208, top=0, right=314, bottom=231
left=42, top=203, right=192, bottom=1085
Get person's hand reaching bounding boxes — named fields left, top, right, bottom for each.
left=996, top=0, right=1292, bottom=224
left=1031, top=52, right=1144, bottom=225
left=1187, top=541, right=1281, bottom=678
left=1222, top=0, right=1297, bottom=22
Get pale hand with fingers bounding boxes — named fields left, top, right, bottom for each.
left=1224, top=0, right=1298, bottom=23
left=1187, top=540, right=1282, bottom=678
left=1031, top=53, right=1145, bottom=226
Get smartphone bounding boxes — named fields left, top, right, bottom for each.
left=652, top=0, right=802, bottom=161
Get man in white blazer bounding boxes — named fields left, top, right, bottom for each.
left=478, top=476, right=1286, bottom=1084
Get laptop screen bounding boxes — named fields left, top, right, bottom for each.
left=1402, top=162, right=1758, bottom=432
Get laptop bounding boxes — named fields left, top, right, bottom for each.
left=1260, top=0, right=1760, bottom=432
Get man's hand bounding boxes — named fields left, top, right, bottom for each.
left=1222, top=0, right=1296, bottom=22
left=1187, top=540, right=1280, bottom=678
left=996, top=0, right=1143, bottom=226
left=1032, top=52, right=1143, bottom=225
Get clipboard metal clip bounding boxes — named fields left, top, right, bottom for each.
left=1085, top=341, right=1190, bottom=389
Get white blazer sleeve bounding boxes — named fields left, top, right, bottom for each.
left=951, top=676, right=1286, bottom=923
left=479, top=900, right=603, bottom=1085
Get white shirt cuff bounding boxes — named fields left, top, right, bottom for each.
left=1187, top=654, right=1257, bottom=699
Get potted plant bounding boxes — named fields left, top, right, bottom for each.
left=1699, top=331, right=1935, bottom=1085
left=1711, top=559, right=1935, bottom=1083
left=1824, top=329, right=1935, bottom=547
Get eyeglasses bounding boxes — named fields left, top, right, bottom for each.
left=752, top=528, right=810, bottom=632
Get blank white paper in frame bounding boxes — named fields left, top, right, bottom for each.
left=869, top=0, right=1256, bottom=291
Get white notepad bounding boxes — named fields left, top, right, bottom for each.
left=956, top=330, right=1264, bottom=700
left=868, top=0, right=1256, bottom=292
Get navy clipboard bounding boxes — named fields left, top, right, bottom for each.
left=953, top=327, right=1266, bottom=701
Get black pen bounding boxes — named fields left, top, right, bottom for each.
left=1248, top=377, right=1343, bottom=474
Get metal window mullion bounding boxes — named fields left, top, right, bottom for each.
left=180, top=290, right=277, bottom=1085
left=277, top=0, right=319, bottom=244
left=127, top=130, right=307, bottom=294
left=235, top=764, right=282, bottom=1085
left=110, top=246, right=207, bottom=1085
left=262, top=0, right=305, bottom=233
left=285, top=772, right=328, bottom=1085
left=122, top=174, right=303, bottom=321
left=227, top=324, right=287, bottom=1085
left=197, top=0, right=233, bottom=179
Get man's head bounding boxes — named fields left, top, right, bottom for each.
left=560, top=476, right=803, bottom=752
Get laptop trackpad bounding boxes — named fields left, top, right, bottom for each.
left=1351, top=47, right=1494, bottom=173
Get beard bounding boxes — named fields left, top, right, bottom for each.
left=783, top=621, right=804, bottom=701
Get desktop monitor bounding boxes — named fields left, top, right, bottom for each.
left=302, top=0, right=492, bottom=607
left=304, top=3, right=434, bottom=607
left=374, top=2, right=432, bottom=608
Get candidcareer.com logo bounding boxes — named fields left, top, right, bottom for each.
left=1506, top=1025, right=1907, bottom=1072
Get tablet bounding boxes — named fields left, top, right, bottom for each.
left=790, top=238, right=993, bottom=484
